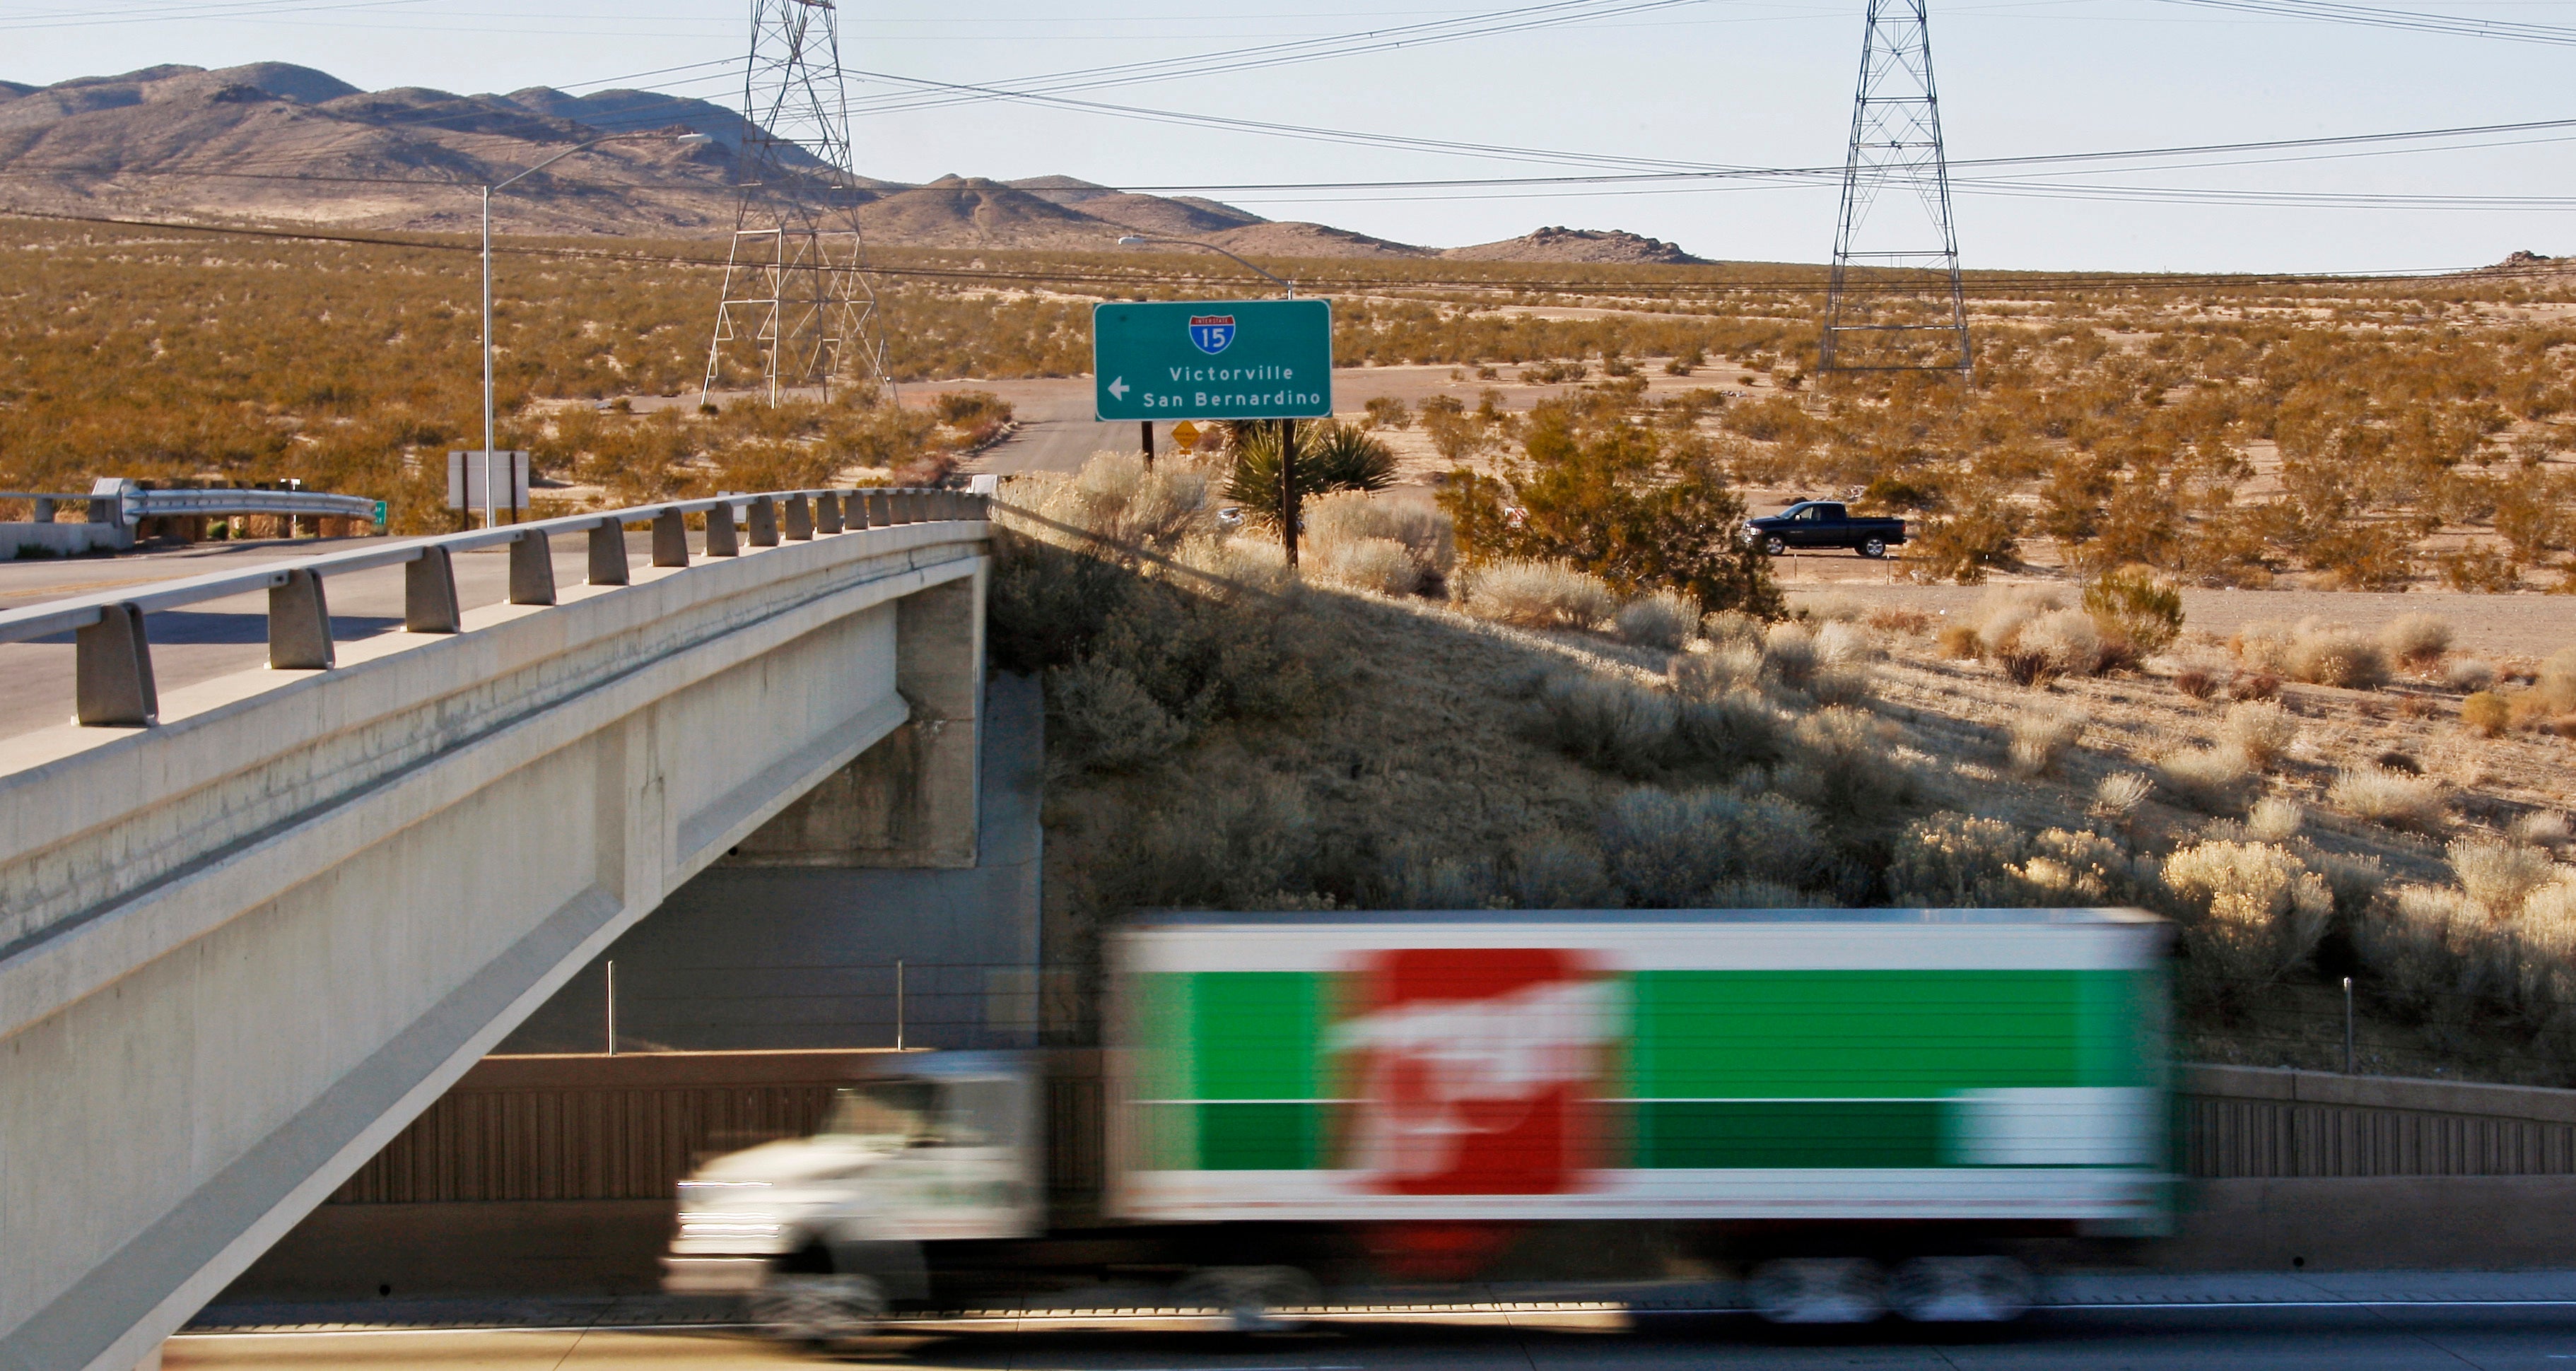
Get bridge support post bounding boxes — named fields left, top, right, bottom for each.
left=508, top=531, right=556, bottom=606
left=784, top=495, right=813, bottom=541
left=730, top=565, right=986, bottom=869
left=816, top=492, right=844, bottom=534
left=652, top=509, right=689, bottom=567
left=587, top=520, right=630, bottom=585
left=74, top=602, right=158, bottom=727
left=266, top=569, right=334, bottom=671
left=404, top=547, right=460, bottom=633
left=748, top=496, right=780, bottom=547
left=707, top=502, right=739, bottom=557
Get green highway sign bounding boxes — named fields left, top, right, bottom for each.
left=1092, top=298, right=1333, bottom=421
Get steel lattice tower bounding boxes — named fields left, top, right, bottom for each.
left=1817, top=0, right=1971, bottom=376
left=701, top=0, right=889, bottom=406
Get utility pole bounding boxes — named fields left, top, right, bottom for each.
left=1819, top=0, right=1972, bottom=378
left=703, top=0, right=889, bottom=408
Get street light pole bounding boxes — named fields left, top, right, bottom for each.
left=478, top=130, right=710, bottom=529
left=1114, top=234, right=1303, bottom=564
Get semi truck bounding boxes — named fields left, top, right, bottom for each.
left=663, top=908, right=2172, bottom=1334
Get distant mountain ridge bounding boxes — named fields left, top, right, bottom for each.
left=0, top=61, right=1711, bottom=262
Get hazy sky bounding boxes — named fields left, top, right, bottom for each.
left=6, top=0, right=2572, bottom=272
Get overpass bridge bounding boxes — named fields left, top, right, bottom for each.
left=0, top=488, right=994, bottom=1371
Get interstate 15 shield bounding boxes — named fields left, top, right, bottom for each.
left=1188, top=314, right=1236, bottom=355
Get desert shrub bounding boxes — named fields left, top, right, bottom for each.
left=2309, top=848, right=2388, bottom=918
left=932, top=389, right=1012, bottom=428
left=1937, top=622, right=1982, bottom=659
left=2092, top=772, right=2153, bottom=822
left=2083, top=565, right=2185, bottom=656
left=2232, top=621, right=2295, bottom=675
left=2220, top=700, right=2299, bottom=770
left=1889, top=812, right=2028, bottom=905
left=2174, top=664, right=2223, bottom=700
left=1464, top=558, right=1618, bottom=628
left=1702, top=608, right=1764, bottom=646
left=1509, top=832, right=1611, bottom=908
left=1796, top=591, right=1870, bottom=622
left=2462, top=690, right=2512, bottom=736
left=2284, top=623, right=2391, bottom=690
left=1615, top=588, right=1702, bottom=650
left=1673, top=687, right=1791, bottom=771
left=1598, top=785, right=1825, bottom=905
left=1866, top=606, right=1934, bottom=635
left=1973, top=587, right=2063, bottom=656
left=2543, top=647, right=2576, bottom=713
left=2232, top=671, right=2283, bottom=702
left=2512, top=812, right=2573, bottom=849
left=2378, top=612, right=2453, bottom=668
left=2446, top=657, right=2498, bottom=692
left=1306, top=490, right=1456, bottom=582
left=2245, top=796, right=2305, bottom=843
left=1811, top=620, right=1875, bottom=667
left=1314, top=536, right=1422, bottom=596
left=1360, top=396, right=1412, bottom=430
left=1112, top=773, right=1318, bottom=910
left=2449, top=836, right=2563, bottom=919
left=1904, top=507, right=2025, bottom=584
left=2158, top=746, right=2254, bottom=813
left=1776, top=706, right=1915, bottom=827
left=2020, top=608, right=2104, bottom=678
left=1049, top=658, right=1193, bottom=771
left=1031, top=450, right=1214, bottom=554
left=1672, top=642, right=1765, bottom=697
left=1441, top=400, right=1781, bottom=616
left=1535, top=673, right=1682, bottom=777
left=2162, top=840, right=2334, bottom=981
left=2329, top=765, right=2447, bottom=831
left=2008, top=705, right=2087, bottom=777
left=1521, top=360, right=1587, bottom=384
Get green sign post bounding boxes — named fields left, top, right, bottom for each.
left=1091, top=299, right=1332, bottom=421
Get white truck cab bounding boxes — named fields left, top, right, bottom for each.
left=662, top=1052, right=1041, bottom=1332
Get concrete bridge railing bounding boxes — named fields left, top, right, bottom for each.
left=0, top=487, right=990, bottom=1371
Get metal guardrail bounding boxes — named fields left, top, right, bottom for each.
left=1, top=486, right=377, bottom=526
left=0, top=486, right=985, bottom=729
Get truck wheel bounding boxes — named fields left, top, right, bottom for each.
left=1887, top=1256, right=2033, bottom=1323
left=1860, top=537, right=1887, bottom=559
left=1762, top=535, right=1788, bottom=556
left=1176, top=1265, right=1322, bottom=1332
left=750, top=1273, right=886, bottom=1342
left=1748, top=1258, right=1885, bottom=1324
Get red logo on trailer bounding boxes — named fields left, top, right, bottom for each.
left=1333, top=948, right=1612, bottom=1195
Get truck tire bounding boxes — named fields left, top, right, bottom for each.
left=750, top=1273, right=886, bottom=1342
left=1762, top=535, right=1788, bottom=556
left=1748, top=1258, right=1885, bottom=1324
left=1887, top=1256, right=2033, bottom=1323
left=1860, top=537, right=1888, bottom=559
left=1175, top=1265, right=1322, bottom=1332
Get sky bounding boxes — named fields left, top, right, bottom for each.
left=4, top=0, right=2573, bottom=273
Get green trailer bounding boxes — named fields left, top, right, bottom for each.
left=1109, top=908, right=2171, bottom=1320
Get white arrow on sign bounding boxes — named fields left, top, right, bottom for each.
left=1106, top=377, right=1130, bottom=401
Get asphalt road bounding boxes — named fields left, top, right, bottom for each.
left=164, top=1305, right=2576, bottom=1370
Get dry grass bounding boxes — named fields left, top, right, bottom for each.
left=1614, top=589, right=1701, bottom=650
left=2380, top=612, right=2454, bottom=669
left=2007, top=705, right=2087, bottom=778
left=2329, top=765, right=2448, bottom=832
left=2220, top=700, right=2300, bottom=770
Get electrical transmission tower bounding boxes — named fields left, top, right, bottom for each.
left=702, top=0, right=889, bottom=406
left=1817, top=0, right=1971, bottom=377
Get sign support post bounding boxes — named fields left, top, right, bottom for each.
left=1280, top=418, right=1299, bottom=567
left=1141, top=421, right=1154, bottom=466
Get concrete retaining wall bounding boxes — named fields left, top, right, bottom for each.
left=0, top=522, right=131, bottom=559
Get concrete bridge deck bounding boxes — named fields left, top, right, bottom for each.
left=0, top=495, right=992, bottom=1371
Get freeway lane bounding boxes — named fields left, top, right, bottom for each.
left=162, top=1305, right=2576, bottom=1369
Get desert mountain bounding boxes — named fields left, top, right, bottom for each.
left=0, top=63, right=1709, bottom=261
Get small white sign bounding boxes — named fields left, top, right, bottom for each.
left=446, top=451, right=529, bottom=511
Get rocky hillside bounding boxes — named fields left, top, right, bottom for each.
left=0, top=62, right=1709, bottom=261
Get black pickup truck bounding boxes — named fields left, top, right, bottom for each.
left=1742, top=500, right=1908, bottom=558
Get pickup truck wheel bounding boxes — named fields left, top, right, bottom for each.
left=1762, top=535, right=1788, bottom=556
left=1748, top=1257, right=1887, bottom=1324
left=1176, top=1265, right=1322, bottom=1332
left=1887, top=1256, right=2033, bottom=1323
left=1860, top=537, right=1888, bottom=559
left=751, top=1273, right=886, bottom=1342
